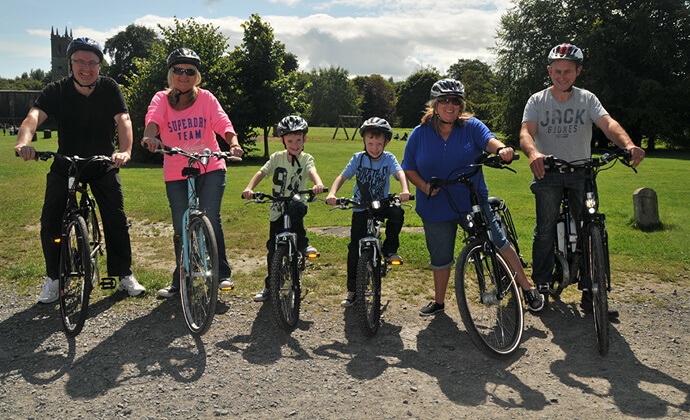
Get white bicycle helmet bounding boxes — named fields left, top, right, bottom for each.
left=548, top=43, right=583, bottom=65
left=430, top=78, right=465, bottom=99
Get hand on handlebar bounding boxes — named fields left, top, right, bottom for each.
left=14, top=144, right=37, bottom=161
left=141, top=136, right=163, bottom=153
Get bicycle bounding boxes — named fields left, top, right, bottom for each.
left=155, top=146, right=241, bottom=335
left=544, top=148, right=637, bottom=355
left=21, top=151, right=115, bottom=336
left=244, top=188, right=327, bottom=331
left=429, top=153, right=525, bottom=357
left=330, top=193, right=414, bottom=337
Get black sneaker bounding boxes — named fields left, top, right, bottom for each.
left=524, top=289, right=545, bottom=313
left=419, top=301, right=445, bottom=317
left=385, top=253, right=403, bottom=265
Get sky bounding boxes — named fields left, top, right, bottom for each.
left=1, top=0, right=513, bottom=81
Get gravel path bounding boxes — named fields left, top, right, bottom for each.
left=1, top=275, right=689, bottom=419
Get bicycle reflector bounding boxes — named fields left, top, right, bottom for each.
left=54, top=238, right=61, bottom=244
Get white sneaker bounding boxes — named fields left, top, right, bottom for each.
left=118, top=275, right=146, bottom=296
left=340, top=291, right=356, bottom=308
left=157, top=286, right=179, bottom=299
left=38, top=276, right=59, bottom=304
left=219, top=278, right=234, bottom=290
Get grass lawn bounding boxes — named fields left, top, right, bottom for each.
left=1, top=129, right=688, bottom=306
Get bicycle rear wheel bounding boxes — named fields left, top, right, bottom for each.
left=455, top=238, right=524, bottom=358
left=355, top=248, right=381, bottom=337
left=59, top=214, right=92, bottom=337
left=270, top=244, right=301, bottom=331
left=585, top=224, right=609, bottom=355
left=180, top=214, right=219, bottom=335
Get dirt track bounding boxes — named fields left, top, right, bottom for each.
left=0, top=272, right=689, bottom=418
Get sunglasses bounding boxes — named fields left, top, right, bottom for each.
left=172, top=67, right=197, bottom=76
left=438, top=97, right=462, bottom=106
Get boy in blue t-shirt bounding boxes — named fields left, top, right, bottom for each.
left=242, top=115, right=325, bottom=302
left=326, top=117, right=411, bottom=308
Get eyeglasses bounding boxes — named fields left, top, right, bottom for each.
left=438, top=97, right=462, bottom=106
left=172, top=67, right=197, bottom=76
left=71, top=59, right=100, bottom=68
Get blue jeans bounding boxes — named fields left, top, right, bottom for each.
left=529, top=171, right=585, bottom=286
left=423, top=201, right=508, bottom=270
left=166, top=169, right=231, bottom=288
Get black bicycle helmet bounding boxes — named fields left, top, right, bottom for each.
left=360, top=117, right=393, bottom=141
left=66, top=37, right=104, bottom=62
left=277, top=115, right=309, bottom=137
left=167, top=48, right=201, bottom=69
left=548, top=43, right=583, bottom=64
left=430, top=78, right=465, bottom=99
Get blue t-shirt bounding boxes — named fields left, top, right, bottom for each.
left=341, top=151, right=402, bottom=211
left=402, top=118, right=494, bottom=222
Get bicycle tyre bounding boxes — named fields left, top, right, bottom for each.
left=180, top=214, right=219, bottom=335
left=58, top=214, right=92, bottom=337
left=355, top=248, right=381, bottom=337
left=455, top=238, right=524, bottom=358
left=585, top=224, right=609, bottom=355
left=269, top=244, right=300, bottom=331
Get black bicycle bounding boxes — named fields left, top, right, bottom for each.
left=429, top=153, right=525, bottom=357
left=154, top=146, right=241, bottom=335
left=545, top=148, right=637, bottom=355
left=244, top=189, right=326, bottom=331
left=24, top=152, right=115, bottom=336
left=330, top=193, right=414, bottom=337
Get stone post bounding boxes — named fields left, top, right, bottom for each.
left=633, top=187, right=661, bottom=230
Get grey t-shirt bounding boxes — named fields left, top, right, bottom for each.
left=522, top=87, right=608, bottom=162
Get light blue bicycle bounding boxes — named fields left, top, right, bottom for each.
left=157, top=146, right=240, bottom=335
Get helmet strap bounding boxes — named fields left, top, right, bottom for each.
left=73, top=76, right=98, bottom=90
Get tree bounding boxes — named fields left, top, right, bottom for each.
left=124, top=18, right=242, bottom=163
left=494, top=0, right=690, bottom=148
left=307, top=66, right=359, bottom=127
left=447, top=59, right=500, bottom=129
left=104, top=24, right=159, bottom=86
left=231, top=14, right=303, bottom=157
left=353, top=74, right=397, bottom=124
left=395, top=68, right=441, bottom=128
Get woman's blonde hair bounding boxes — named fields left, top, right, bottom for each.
left=166, top=67, right=202, bottom=107
left=420, top=97, right=473, bottom=134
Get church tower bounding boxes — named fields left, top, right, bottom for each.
left=50, top=27, right=72, bottom=81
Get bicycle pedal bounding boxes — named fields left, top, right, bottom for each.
left=100, top=277, right=116, bottom=290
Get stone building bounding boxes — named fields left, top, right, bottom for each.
left=0, top=27, right=71, bottom=128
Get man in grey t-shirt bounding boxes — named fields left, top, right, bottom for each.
left=519, top=43, right=645, bottom=311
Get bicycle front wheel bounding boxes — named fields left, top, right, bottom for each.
left=585, top=224, right=609, bottom=355
left=59, top=214, right=92, bottom=337
left=269, top=244, right=301, bottom=331
left=180, top=214, right=219, bottom=335
left=455, top=238, right=524, bottom=358
left=355, top=248, right=381, bottom=337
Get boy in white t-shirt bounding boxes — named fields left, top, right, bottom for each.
left=242, top=115, right=325, bottom=302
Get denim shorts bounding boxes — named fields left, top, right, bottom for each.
left=423, top=202, right=508, bottom=270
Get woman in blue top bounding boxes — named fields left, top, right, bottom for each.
left=402, top=78, right=543, bottom=316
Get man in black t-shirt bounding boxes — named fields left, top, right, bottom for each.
left=14, top=37, right=145, bottom=303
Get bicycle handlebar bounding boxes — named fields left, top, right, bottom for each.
left=16, top=150, right=113, bottom=164
left=429, top=153, right=519, bottom=191
left=544, top=148, right=636, bottom=173
left=244, top=188, right=329, bottom=204
left=154, top=145, right=242, bottom=163
left=331, top=193, right=415, bottom=211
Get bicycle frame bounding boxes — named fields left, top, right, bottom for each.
left=430, top=155, right=518, bottom=300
